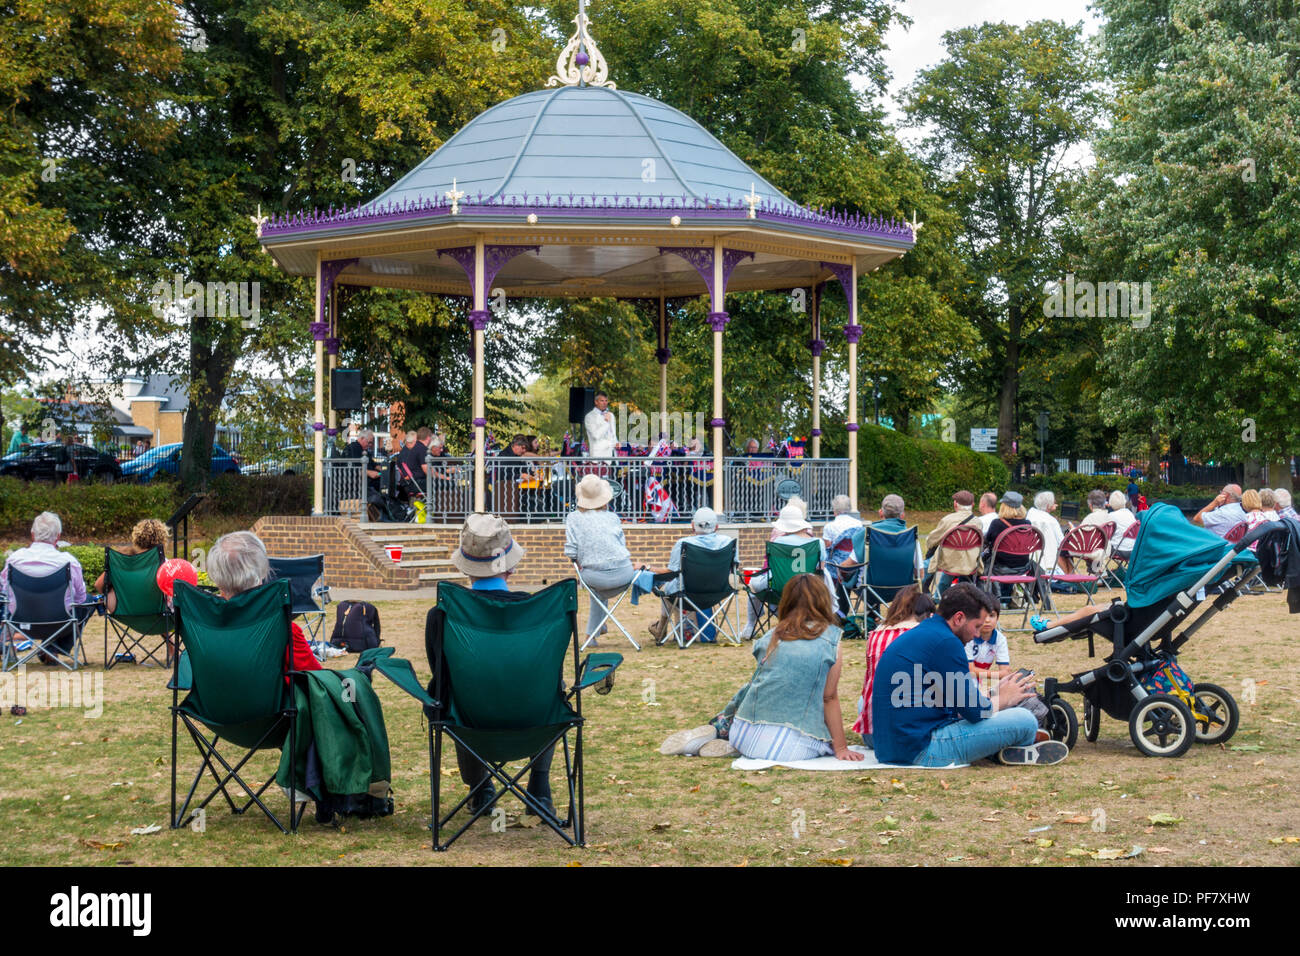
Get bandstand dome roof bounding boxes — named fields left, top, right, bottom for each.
left=259, top=18, right=914, bottom=300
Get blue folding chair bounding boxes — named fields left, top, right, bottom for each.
left=267, top=555, right=330, bottom=649
left=825, top=524, right=865, bottom=617
left=861, top=525, right=921, bottom=627
left=2, top=565, right=91, bottom=671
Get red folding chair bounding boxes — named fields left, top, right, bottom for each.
left=1222, top=521, right=1248, bottom=544
left=1051, top=525, right=1105, bottom=604
left=930, top=524, right=984, bottom=596
left=979, top=525, right=1051, bottom=629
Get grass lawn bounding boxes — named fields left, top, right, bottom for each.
left=3, top=513, right=1299, bottom=867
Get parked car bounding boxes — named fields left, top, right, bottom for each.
left=240, top=445, right=313, bottom=477
left=0, top=442, right=122, bottom=484
left=121, top=443, right=241, bottom=482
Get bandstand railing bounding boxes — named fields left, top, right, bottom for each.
left=322, top=455, right=850, bottom=523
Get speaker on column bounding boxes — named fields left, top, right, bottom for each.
left=568, top=386, right=595, bottom=424
left=331, top=369, right=363, bottom=411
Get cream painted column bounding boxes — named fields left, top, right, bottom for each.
left=846, top=263, right=861, bottom=511
left=810, top=284, right=823, bottom=459
left=311, top=254, right=325, bottom=514
left=709, top=239, right=726, bottom=514
left=471, top=238, right=487, bottom=513
left=327, top=285, right=339, bottom=443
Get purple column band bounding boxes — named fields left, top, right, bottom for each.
left=327, top=428, right=338, bottom=437
left=846, top=423, right=860, bottom=432
left=469, top=309, right=492, bottom=331
left=310, top=321, right=329, bottom=340
left=312, top=422, right=325, bottom=431
left=710, top=418, right=726, bottom=429
left=708, top=311, right=729, bottom=332
left=844, top=324, right=862, bottom=344
left=325, top=337, right=340, bottom=356
left=809, top=338, right=825, bottom=356
left=655, top=347, right=671, bottom=364
left=810, top=428, right=822, bottom=437
left=473, top=417, right=487, bottom=428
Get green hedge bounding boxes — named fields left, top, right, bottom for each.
left=858, top=424, right=1011, bottom=511
left=0, top=477, right=177, bottom=540
left=1014, top=473, right=1219, bottom=505
left=196, top=473, right=310, bottom=517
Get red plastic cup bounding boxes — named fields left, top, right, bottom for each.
left=386, top=545, right=402, bottom=563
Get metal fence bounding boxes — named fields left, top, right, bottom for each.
left=322, top=455, right=850, bottom=523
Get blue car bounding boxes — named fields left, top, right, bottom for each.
left=121, top=443, right=242, bottom=482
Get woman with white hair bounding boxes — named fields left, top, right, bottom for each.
left=1025, top=490, right=1069, bottom=576
left=1276, top=489, right=1298, bottom=521
left=207, top=531, right=321, bottom=676
left=1106, top=489, right=1138, bottom=555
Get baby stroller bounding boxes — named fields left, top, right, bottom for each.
left=1032, top=502, right=1260, bottom=757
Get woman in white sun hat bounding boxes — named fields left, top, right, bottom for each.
left=564, top=473, right=641, bottom=644
left=741, top=502, right=829, bottom=639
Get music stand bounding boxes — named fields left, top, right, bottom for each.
left=166, top=493, right=207, bottom=559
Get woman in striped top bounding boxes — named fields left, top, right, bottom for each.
left=852, top=586, right=936, bottom=749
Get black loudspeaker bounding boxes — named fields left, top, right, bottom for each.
left=568, top=386, right=595, bottom=424
left=331, top=369, right=363, bottom=411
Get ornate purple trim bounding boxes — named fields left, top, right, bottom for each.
left=844, top=324, right=862, bottom=344
left=261, top=196, right=916, bottom=246
left=809, top=338, right=825, bottom=357
left=722, top=248, right=755, bottom=290
left=655, top=347, right=671, bottom=364
left=708, top=311, right=729, bottom=332
left=820, top=261, right=857, bottom=325
left=468, top=309, right=492, bottom=331
left=327, top=428, right=338, bottom=437
left=810, top=428, right=822, bottom=437
left=312, top=422, right=325, bottom=431
left=472, top=417, right=487, bottom=428
left=846, top=422, right=860, bottom=432
left=325, top=337, right=340, bottom=356
left=309, top=321, right=329, bottom=341
left=485, top=245, right=540, bottom=292
left=709, top=418, right=726, bottom=429
left=438, top=246, right=477, bottom=290
left=658, top=246, right=714, bottom=299
left=319, top=258, right=358, bottom=318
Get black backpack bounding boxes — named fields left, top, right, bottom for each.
left=330, top=600, right=381, bottom=652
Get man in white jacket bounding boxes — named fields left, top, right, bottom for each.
left=584, top=391, right=617, bottom=458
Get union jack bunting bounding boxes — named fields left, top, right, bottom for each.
left=644, top=476, right=677, bottom=523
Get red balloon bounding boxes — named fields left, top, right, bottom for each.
left=157, top=559, right=199, bottom=598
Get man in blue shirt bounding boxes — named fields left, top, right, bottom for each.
left=872, top=583, right=1068, bottom=766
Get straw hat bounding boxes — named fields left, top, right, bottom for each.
left=450, top=513, right=525, bottom=577
left=772, top=503, right=813, bottom=535
left=575, top=473, right=613, bottom=509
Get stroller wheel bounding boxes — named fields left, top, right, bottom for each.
left=1190, top=683, right=1239, bottom=745
left=1129, top=693, right=1196, bottom=758
left=1083, top=698, right=1101, bottom=743
left=1046, top=696, right=1078, bottom=750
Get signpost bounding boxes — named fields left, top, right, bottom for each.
left=970, top=428, right=997, bottom=453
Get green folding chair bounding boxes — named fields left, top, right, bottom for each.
left=651, top=539, right=741, bottom=647
left=169, top=579, right=305, bottom=834
left=370, top=580, right=622, bottom=850
left=747, top=539, right=823, bottom=635
left=103, top=546, right=172, bottom=669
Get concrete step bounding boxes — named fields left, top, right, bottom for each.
left=391, top=558, right=454, bottom=569
left=418, top=570, right=462, bottom=582
left=374, top=546, right=452, bottom=557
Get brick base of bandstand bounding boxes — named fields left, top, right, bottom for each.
left=252, top=515, right=819, bottom=590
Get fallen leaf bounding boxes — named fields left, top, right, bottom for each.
left=890, top=778, right=907, bottom=791
left=1092, top=847, right=1126, bottom=860
left=879, top=815, right=899, bottom=827
left=79, top=839, right=124, bottom=851
left=818, top=857, right=854, bottom=866
left=1063, top=815, right=1091, bottom=825
left=945, top=855, right=965, bottom=862
left=565, top=861, right=582, bottom=867
left=1066, top=847, right=1090, bottom=856
left=1147, top=813, right=1183, bottom=826
left=1148, top=847, right=1172, bottom=853
left=649, top=822, right=671, bottom=831
left=1036, top=838, right=1055, bottom=848
left=771, top=797, right=782, bottom=805
left=1230, top=744, right=1262, bottom=752
left=877, top=836, right=892, bottom=846
left=1267, top=836, right=1300, bottom=844
left=689, top=785, right=700, bottom=793
left=1125, top=846, right=1145, bottom=859
left=939, top=779, right=950, bottom=791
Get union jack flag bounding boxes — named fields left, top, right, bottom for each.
left=644, top=476, right=677, bottom=523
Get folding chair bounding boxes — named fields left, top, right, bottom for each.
left=652, top=539, right=741, bottom=648
left=861, top=525, right=921, bottom=627
left=747, top=539, right=822, bottom=635
left=2, top=566, right=90, bottom=672
left=1051, top=525, right=1105, bottom=604
left=980, top=525, right=1051, bottom=629
left=1105, top=521, right=1140, bottom=587
left=421, top=580, right=622, bottom=850
left=103, top=546, right=172, bottom=669
left=169, top=579, right=305, bottom=834
left=267, top=554, right=330, bottom=646
left=825, top=525, right=866, bottom=616
left=928, top=523, right=984, bottom=597
left=571, top=560, right=640, bottom=651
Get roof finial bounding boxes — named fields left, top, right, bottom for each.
left=547, top=0, right=615, bottom=90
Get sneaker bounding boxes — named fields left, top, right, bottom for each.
left=1029, top=616, right=1051, bottom=633
left=524, top=794, right=558, bottom=820
left=697, top=737, right=739, bottom=758
left=13, top=639, right=33, bottom=652
left=469, top=784, right=497, bottom=814
left=648, top=617, right=668, bottom=642
left=998, top=740, right=1069, bottom=766
left=737, top=627, right=754, bottom=641
left=659, top=725, right=718, bottom=756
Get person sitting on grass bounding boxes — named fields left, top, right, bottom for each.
left=967, top=606, right=1049, bottom=730
left=94, top=518, right=167, bottom=613
left=851, top=585, right=935, bottom=749
left=872, top=583, right=1067, bottom=766
left=661, top=574, right=863, bottom=762
left=207, top=532, right=322, bottom=682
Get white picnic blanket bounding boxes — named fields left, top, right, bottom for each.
left=730, top=745, right=966, bottom=771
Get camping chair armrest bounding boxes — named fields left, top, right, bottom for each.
left=314, top=584, right=331, bottom=605
left=167, top=650, right=193, bottom=691
left=76, top=597, right=106, bottom=618
left=648, top=571, right=678, bottom=597
left=575, top=652, right=624, bottom=691
left=359, top=646, right=440, bottom=709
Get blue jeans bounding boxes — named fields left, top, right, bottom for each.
left=910, top=709, right=1038, bottom=767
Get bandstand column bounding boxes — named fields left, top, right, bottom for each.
left=810, top=284, right=823, bottom=460
left=846, top=263, right=861, bottom=510
left=471, top=238, right=487, bottom=513
left=327, top=285, right=339, bottom=445
left=710, top=239, right=726, bottom=514
left=311, top=254, right=325, bottom=515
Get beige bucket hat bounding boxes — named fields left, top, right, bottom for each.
left=575, top=473, right=613, bottom=509
left=450, top=513, right=525, bottom=577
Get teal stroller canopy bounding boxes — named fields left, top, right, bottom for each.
left=1125, top=502, right=1240, bottom=608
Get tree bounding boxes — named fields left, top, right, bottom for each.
left=1081, top=0, right=1300, bottom=488
left=904, top=20, right=1101, bottom=464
